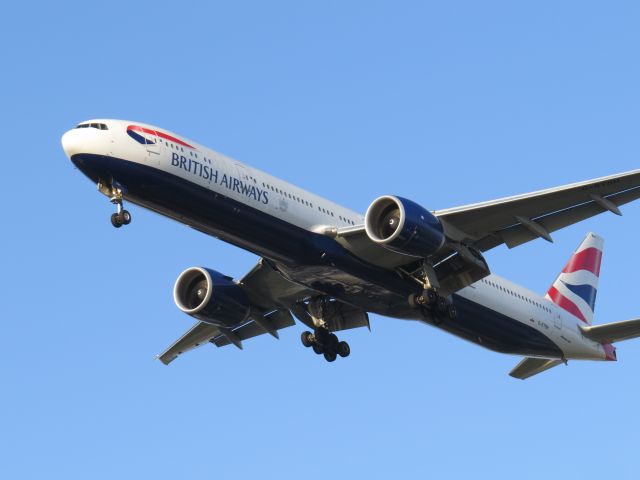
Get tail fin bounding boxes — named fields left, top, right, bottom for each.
left=545, top=232, right=604, bottom=325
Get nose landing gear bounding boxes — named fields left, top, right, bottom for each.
left=98, top=181, right=132, bottom=228
left=110, top=206, right=132, bottom=228
left=301, top=328, right=351, bottom=362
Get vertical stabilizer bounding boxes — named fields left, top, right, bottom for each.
left=545, top=232, right=604, bottom=325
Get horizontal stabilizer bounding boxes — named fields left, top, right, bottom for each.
left=509, top=357, right=563, bottom=380
left=580, top=318, right=640, bottom=344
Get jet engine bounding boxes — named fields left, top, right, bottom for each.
left=364, top=195, right=446, bottom=258
left=173, top=267, right=251, bottom=328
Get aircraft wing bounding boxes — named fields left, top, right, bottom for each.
left=435, top=168, right=640, bottom=251
left=334, top=169, right=640, bottom=294
left=239, top=258, right=317, bottom=310
left=158, top=259, right=314, bottom=365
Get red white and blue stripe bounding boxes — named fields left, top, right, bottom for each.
left=126, top=125, right=195, bottom=149
left=545, top=232, right=604, bottom=325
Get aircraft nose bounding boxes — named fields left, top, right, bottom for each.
left=61, top=129, right=82, bottom=158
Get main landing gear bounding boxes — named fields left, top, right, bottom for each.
left=100, top=182, right=132, bottom=228
left=300, top=327, right=351, bottom=362
left=415, top=288, right=457, bottom=325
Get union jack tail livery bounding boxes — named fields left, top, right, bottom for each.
left=546, top=232, right=604, bottom=325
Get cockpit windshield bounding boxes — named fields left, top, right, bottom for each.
left=76, top=123, right=108, bottom=130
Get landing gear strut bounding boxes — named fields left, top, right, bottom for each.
left=301, top=327, right=351, bottom=362
left=100, top=181, right=131, bottom=228
left=415, top=287, right=457, bottom=325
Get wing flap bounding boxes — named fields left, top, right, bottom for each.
left=497, top=186, right=640, bottom=249
left=436, top=169, right=640, bottom=250
left=157, top=322, right=220, bottom=365
left=580, top=318, right=640, bottom=344
left=509, top=357, right=563, bottom=380
left=213, top=310, right=296, bottom=347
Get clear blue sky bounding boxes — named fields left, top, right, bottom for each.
left=2, top=1, right=640, bottom=478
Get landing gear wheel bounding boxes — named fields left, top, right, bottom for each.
left=324, top=351, right=337, bottom=362
left=448, top=304, right=457, bottom=320
left=111, top=213, right=122, bottom=228
left=104, top=183, right=131, bottom=228
left=304, top=299, right=356, bottom=361
left=437, top=296, right=448, bottom=314
left=337, top=341, right=350, bottom=358
left=426, top=288, right=438, bottom=306
left=301, top=331, right=314, bottom=348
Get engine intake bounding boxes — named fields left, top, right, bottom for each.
left=174, top=267, right=251, bottom=328
left=364, top=195, right=445, bottom=258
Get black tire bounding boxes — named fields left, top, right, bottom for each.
left=121, top=210, right=132, bottom=225
left=313, top=328, right=328, bottom=345
left=427, top=288, right=438, bottom=306
left=110, top=213, right=122, bottom=228
left=437, top=296, right=448, bottom=314
left=448, top=303, right=457, bottom=320
left=327, top=333, right=339, bottom=350
left=324, top=351, right=337, bottom=362
left=337, top=341, right=350, bottom=358
left=301, top=331, right=314, bottom=348
left=312, top=344, right=323, bottom=355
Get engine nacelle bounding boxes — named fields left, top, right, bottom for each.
left=364, top=195, right=446, bottom=258
left=173, top=267, right=251, bottom=328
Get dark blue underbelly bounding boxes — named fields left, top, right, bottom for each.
left=71, top=154, right=562, bottom=357
left=442, top=294, right=563, bottom=357
left=71, top=154, right=421, bottom=317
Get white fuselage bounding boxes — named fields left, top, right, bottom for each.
left=62, top=119, right=611, bottom=362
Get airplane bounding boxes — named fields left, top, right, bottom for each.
left=62, top=119, right=640, bottom=379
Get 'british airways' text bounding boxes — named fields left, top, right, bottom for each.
left=171, top=153, right=269, bottom=204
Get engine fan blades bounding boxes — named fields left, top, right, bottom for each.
left=380, top=208, right=401, bottom=238
left=186, top=279, right=208, bottom=309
